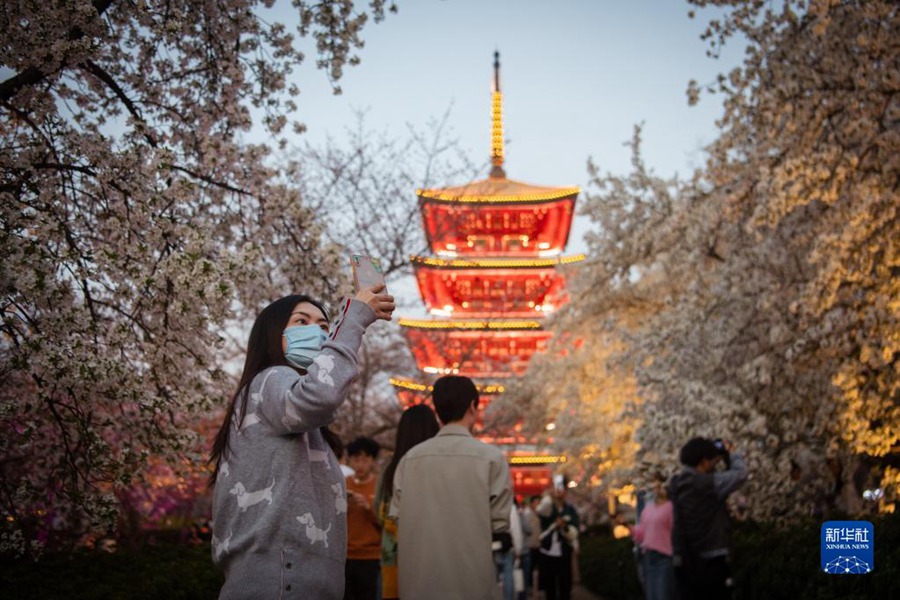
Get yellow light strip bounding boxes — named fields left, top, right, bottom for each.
left=389, top=378, right=507, bottom=395
left=479, top=384, right=507, bottom=394
left=508, top=455, right=568, bottom=465
left=411, top=254, right=586, bottom=269
left=389, top=378, right=429, bottom=392
left=491, top=90, right=504, bottom=168
left=398, top=319, right=543, bottom=330
left=417, top=188, right=579, bottom=203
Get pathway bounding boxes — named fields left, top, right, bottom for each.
left=571, top=584, right=604, bottom=600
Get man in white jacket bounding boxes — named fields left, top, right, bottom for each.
left=391, top=375, right=513, bottom=600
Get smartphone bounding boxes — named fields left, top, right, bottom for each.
left=351, top=254, right=386, bottom=293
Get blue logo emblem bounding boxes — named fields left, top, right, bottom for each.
left=821, top=520, right=874, bottom=574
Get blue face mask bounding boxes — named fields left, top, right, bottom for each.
left=283, top=324, right=328, bottom=369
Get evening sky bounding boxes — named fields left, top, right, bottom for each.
left=284, top=0, right=744, bottom=199
left=274, top=0, right=745, bottom=311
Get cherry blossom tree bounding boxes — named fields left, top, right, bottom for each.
left=688, top=0, right=898, bottom=514
left=504, top=0, right=897, bottom=521
left=287, top=109, right=480, bottom=445
left=488, top=326, right=642, bottom=492
left=332, top=319, right=416, bottom=446
left=1, top=0, right=395, bottom=557
left=491, top=130, right=693, bottom=507
left=291, top=107, right=480, bottom=277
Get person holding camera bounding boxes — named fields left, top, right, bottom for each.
left=668, top=437, right=748, bottom=599
left=536, top=476, right=580, bottom=600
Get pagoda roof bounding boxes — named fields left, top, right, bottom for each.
left=411, top=254, right=586, bottom=269
left=398, top=318, right=543, bottom=331
left=389, top=377, right=507, bottom=395
left=418, top=176, right=579, bottom=204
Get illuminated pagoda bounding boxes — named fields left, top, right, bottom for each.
left=391, top=52, right=582, bottom=496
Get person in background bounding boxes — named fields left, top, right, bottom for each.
left=669, top=437, right=748, bottom=599
left=496, top=499, right=525, bottom=600
left=631, top=473, right=676, bottom=600
left=519, top=496, right=541, bottom=600
left=373, top=404, right=440, bottom=600
left=536, top=478, right=579, bottom=600
left=632, top=488, right=648, bottom=593
left=209, top=288, right=395, bottom=600
left=344, top=436, right=382, bottom=600
left=336, top=442, right=355, bottom=478
left=390, top=375, right=513, bottom=600
left=522, top=495, right=542, bottom=597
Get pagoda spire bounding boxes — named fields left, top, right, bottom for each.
left=489, top=51, right=506, bottom=179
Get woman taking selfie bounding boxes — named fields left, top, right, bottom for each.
left=209, top=285, right=394, bottom=599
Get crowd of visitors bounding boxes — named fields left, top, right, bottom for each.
left=207, top=289, right=749, bottom=599
left=628, top=438, right=748, bottom=600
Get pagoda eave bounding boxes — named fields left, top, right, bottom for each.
left=410, top=254, right=586, bottom=269
left=412, top=255, right=584, bottom=318
left=389, top=378, right=508, bottom=423
left=420, top=196, right=577, bottom=257
left=399, top=324, right=552, bottom=379
left=398, top=318, right=544, bottom=331
left=509, top=464, right=556, bottom=497
left=389, top=377, right=507, bottom=397
left=416, top=177, right=579, bottom=204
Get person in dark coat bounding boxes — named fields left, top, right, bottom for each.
left=669, top=437, right=748, bottom=599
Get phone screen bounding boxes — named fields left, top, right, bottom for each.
left=351, top=254, right=386, bottom=293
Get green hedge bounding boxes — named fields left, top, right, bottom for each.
left=578, top=533, right=643, bottom=599
left=731, top=513, right=899, bottom=599
left=0, top=543, right=223, bottom=600
left=578, top=512, right=900, bottom=600
left=4, top=514, right=898, bottom=599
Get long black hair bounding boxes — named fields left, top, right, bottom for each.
left=209, top=294, right=335, bottom=484
left=377, top=403, right=440, bottom=504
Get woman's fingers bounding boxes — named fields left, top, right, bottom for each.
left=353, top=285, right=395, bottom=320
left=373, top=294, right=395, bottom=320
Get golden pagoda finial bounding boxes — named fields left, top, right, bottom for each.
left=490, top=50, right=506, bottom=179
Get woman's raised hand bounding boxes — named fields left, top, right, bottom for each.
left=355, top=284, right=396, bottom=321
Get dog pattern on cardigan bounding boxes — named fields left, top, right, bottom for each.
left=313, top=354, right=337, bottom=386
left=221, top=423, right=344, bottom=559
left=332, top=483, right=348, bottom=514
left=229, top=479, right=276, bottom=512
left=234, top=371, right=272, bottom=434
left=212, top=530, right=233, bottom=559
left=305, top=432, right=331, bottom=470
left=282, top=397, right=304, bottom=429
left=297, top=513, right=332, bottom=548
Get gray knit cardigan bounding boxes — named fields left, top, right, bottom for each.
left=212, top=299, right=374, bottom=599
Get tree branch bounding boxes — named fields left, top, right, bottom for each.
left=80, top=60, right=158, bottom=147
left=0, top=0, right=116, bottom=102
left=167, top=164, right=250, bottom=195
